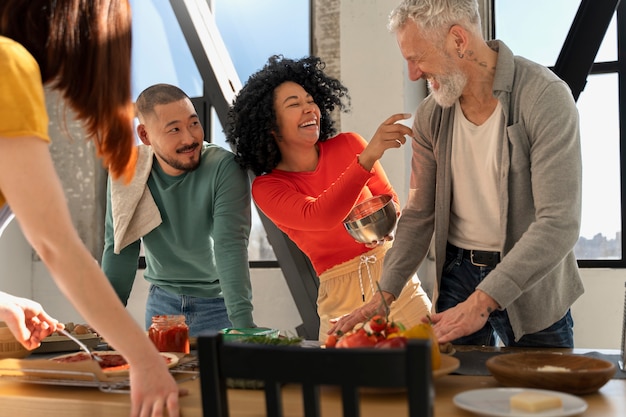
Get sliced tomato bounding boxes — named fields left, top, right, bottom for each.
left=324, top=334, right=338, bottom=348
left=385, top=321, right=402, bottom=336
left=335, top=328, right=377, bottom=348
left=368, top=315, right=387, bottom=333
left=374, top=336, right=407, bottom=349
left=372, top=332, right=386, bottom=343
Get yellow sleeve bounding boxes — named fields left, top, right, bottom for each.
left=0, top=36, right=50, bottom=209
left=0, top=36, right=50, bottom=142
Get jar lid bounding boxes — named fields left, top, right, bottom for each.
left=151, top=315, right=186, bottom=324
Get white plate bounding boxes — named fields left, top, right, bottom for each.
left=453, top=388, right=588, bottom=417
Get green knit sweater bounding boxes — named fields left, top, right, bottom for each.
left=102, top=143, right=254, bottom=328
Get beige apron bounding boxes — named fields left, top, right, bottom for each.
left=317, top=241, right=432, bottom=341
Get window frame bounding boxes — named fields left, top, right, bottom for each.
left=492, top=0, right=625, bottom=268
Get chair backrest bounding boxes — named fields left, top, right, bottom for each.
left=197, top=331, right=434, bottom=417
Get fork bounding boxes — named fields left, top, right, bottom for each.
left=58, top=328, right=102, bottom=362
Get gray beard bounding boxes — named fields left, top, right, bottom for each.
left=429, top=70, right=467, bottom=108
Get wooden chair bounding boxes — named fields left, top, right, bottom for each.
left=197, top=331, right=433, bottom=417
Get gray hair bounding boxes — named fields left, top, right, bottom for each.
left=388, top=0, right=481, bottom=39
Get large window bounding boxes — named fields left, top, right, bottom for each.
left=494, top=0, right=623, bottom=265
left=130, top=0, right=310, bottom=264
left=213, top=0, right=311, bottom=262
left=130, top=0, right=202, bottom=100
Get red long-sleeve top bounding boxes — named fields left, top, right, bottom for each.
left=252, top=132, right=399, bottom=275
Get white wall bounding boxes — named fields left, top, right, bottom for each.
left=0, top=219, right=31, bottom=297
left=339, top=0, right=418, bottom=207
left=574, top=270, right=625, bottom=349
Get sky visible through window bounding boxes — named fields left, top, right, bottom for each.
left=496, top=0, right=621, bottom=247
left=129, top=0, right=309, bottom=261
left=211, top=0, right=310, bottom=148
left=212, top=0, right=310, bottom=261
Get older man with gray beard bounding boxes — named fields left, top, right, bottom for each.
left=330, top=0, right=584, bottom=348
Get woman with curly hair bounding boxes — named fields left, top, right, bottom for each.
left=226, top=55, right=432, bottom=341
left=0, top=1, right=181, bottom=415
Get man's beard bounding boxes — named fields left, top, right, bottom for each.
left=166, top=157, right=201, bottom=172
left=159, top=144, right=201, bottom=173
left=428, top=67, right=467, bottom=108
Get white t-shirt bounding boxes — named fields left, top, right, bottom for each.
left=448, top=100, right=503, bottom=251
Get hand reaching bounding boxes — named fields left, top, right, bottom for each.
left=357, top=113, right=413, bottom=171
left=429, top=290, right=499, bottom=344
left=327, top=291, right=396, bottom=335
left=129, top=360, right=185, bottom=417
left=0, top=291, right=63, bottom=350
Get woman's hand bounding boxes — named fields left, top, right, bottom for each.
left=0, top=291, right=63, bottom=350
left=358, top=113, right=413, bottom=171
left=327, top=291, right=396, bottom=335
left=128, top=357, right=185, bottom=417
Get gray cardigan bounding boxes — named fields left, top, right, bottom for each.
left=380, top=40, right=584, bottom=341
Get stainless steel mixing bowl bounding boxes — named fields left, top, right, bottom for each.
left=343, top=194, right=397, bottom=243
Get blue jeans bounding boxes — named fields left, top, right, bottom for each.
left=437, top=244, right=574, bottom=347
left=145, top=285, right=232, bottom=337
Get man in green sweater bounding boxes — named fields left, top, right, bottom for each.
left=101, top=84, right=255, bottom=336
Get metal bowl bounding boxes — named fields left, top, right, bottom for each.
left=343, top=194, right=397, bottom=243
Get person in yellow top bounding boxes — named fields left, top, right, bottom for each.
left=0, top=2, right=182, bottom=416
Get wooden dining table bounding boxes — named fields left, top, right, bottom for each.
left=0, top=348, right=623, bottom=417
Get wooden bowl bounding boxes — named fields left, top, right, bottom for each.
left=486, top=352, right=616, bottom=395
left=0, top=321, right=31, bottom=359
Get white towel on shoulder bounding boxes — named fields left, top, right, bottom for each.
left=110, top=145, right=162, bottom=254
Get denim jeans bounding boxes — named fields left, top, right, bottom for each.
left=437, top=244, right=574, bottom=347
left=145, top=284, right=232, bottom=337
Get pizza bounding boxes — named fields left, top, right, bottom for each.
left=50, top=351, right=178, bottom=376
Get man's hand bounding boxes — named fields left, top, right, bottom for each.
left=429, top=290, right=499, bottom=344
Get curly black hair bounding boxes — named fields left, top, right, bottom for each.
left=225, top=55, right=350, bottom=176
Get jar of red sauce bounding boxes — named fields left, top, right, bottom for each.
left=148, top=315, right=190, bottom=353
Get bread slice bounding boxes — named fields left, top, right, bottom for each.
left=510, top=391, right=563, bottom=412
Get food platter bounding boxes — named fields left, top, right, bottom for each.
left=49, top=350, right=179, bottom=377
left=33, top=333, right=102, bottom=354
left=0, top=352, right=195, bottom=393
left=32, top=323, right=101, bottom=354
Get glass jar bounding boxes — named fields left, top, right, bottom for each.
left=148, top=315, right=190, bottom=353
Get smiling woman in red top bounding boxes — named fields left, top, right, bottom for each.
left=226, top=55, right=432, bottom=340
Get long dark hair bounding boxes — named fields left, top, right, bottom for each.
left=0, top=0, right=136, bottom=181
left=225, top=55, right=350, bottom=176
